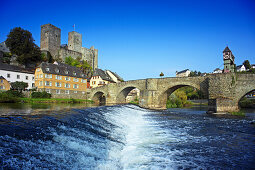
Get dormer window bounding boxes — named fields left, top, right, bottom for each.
left=81, top=74, right=84, bottom=77
left=55, top=69, right=59, bottom=73
left=65, top=70, right=69, bottom=74
left=73, top=72, right=77, bottom=76
left=46, top=68, right=50, bottom=71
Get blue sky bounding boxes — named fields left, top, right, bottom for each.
left=1, top=0, right=255, bottom=80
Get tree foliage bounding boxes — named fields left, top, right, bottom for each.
left=5, top=27, right=42, bottom=67
left=189, top=70, right=201, bottom=77
left=10, top=81, right=28, bottom=92
left=243, top=60, right=251, bottom=70
left=160, top=72, right=164, bottom=77
left=64, top=56, right=92, bottom=74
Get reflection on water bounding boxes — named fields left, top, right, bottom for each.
left=0, top=102, right=97, bottom=116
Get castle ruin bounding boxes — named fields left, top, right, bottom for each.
left=40, top=24, right=98, bottom=71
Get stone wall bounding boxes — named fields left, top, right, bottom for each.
left=68, top=31, right=82, bottom=53
left=89, top=73, right=255, bottom=112
left=40, top=24, right=61, bottom=58
left=59, top=47, right=82, bottom=61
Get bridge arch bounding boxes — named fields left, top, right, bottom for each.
left=91, top=91, right=107, bottom=105
left=236, top=87, right=255, bottom=108
left=116, top=85, right=140, bottom=104
left=157, top=82, right=207, bottom=108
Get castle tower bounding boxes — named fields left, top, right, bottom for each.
left=68, top=31, right=82, bottom=53
left=223, top=46, right=235, bottom=73
left=40, top=24, right=61, bottom=58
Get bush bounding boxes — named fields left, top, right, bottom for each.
left=5, top=90, right=24, bottom=97
left=0, top=92, right=20, bottom=103
left=31, top=91, right=51, bottom=98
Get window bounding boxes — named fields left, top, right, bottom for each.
left=74, top=91, right=78, bottom=93
left=55, top=82, right=61, bottom=87
left=73, top=84, right=79, bottom=89
left=73, top=72, right=77, bottom=76
left=39, top=81, right=43, bottom=86
left=55, top=75, right=62, bottom=80
left=56, top=89, right=61, bottom=94
left=65, top=70, right=69, bottom=74
left=82, top=91, right=85, bottom=94
left=55, top=69, right=59, bottom=73
left=92, top=81, right=96, bottom=85
left=65, top=83, right=70, bottom=88
left=0, top=85, right=4, bottom=89
left=37, top=68, right=40, bottom=72
left=46, top=68, right=50, bottom=71
left=65, top=77, right=70, bottom=81
left=73, top=78, right=79, bottom=82
left=32, top=77, right=34, bottom=80
left=17, top=75, right=20, bottom=79
left=40, top=74, right=43, bottom=78
left=45, top=89, right=51, bottom=93
left=26, top=76, right=28, bottom=80
left=0, top=80, right=3, bottom=83
left=45, top=74, right=52, bottom=78
left=65, top=90, right=69, bottom=94
left=81, top=79, right=86, bottom=83
left=45, top=81, right=52, bottom=86
left=7, top=74, right=10, bottom=78
left=32, top=83, right=35, bottom=87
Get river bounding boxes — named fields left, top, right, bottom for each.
left=0, top=104, right=254, bottom=169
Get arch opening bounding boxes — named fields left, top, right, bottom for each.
left=238, top=89, right=255, bottom=109
left=159, top=85, right=207, bottom=109
left=116, top=87, right=140, bottom=104
left=92, top=91, right=106, bottom=105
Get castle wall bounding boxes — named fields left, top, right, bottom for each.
left=59, top=47, right=82, bottom=61
left=40, top=24, right=61, bottom=58
left=81, top=47, right=98, bottom=70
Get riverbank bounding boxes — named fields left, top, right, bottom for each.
left=20, top=98, right=94, bottom=104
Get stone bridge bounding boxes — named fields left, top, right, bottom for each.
left=88, top=73, right=255, bottom=113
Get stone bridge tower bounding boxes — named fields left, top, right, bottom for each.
left=40, top=24, right=61, bottom=58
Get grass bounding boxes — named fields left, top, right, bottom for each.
left=230, top=111, right=245, bottom=116
left=20, top=98, right=94, bottom=104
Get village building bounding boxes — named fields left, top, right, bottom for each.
left=236, top=65, right=246, bottom=72
left=35, top=62, right=87, bottom=99
left=223, top=46, right=235, bottom=73
left=90, top=68, right=123, bottom=88
left=176, top=69, right=191, bottom=77
left=213, top=68, right=222, bottom=74
left=0, top=76, right=10, bottom=91
left=0, top=62, right=35, bottom=89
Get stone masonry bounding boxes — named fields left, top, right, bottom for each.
left=40, top=24, right=98, bottom=71
left=88, top=73, right=255, bottom=113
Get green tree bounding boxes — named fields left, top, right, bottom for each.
left=10, top=81, right=28, bottom=92
left=243, top=60, right=251, bottom=70
left=160, top=72, right=164, bottom=77
left=5, top=27, right=42, bottom=67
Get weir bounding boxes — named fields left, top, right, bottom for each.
left=88, top=73, right=255, bottom=113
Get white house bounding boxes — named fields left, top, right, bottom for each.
left=251, top=64, right=255, bottom=69
left=90, top=68, right=123, bottom=88
left=213, top=68, right=222, bottom=74
left=236, top=65, right=246, bottom=72
left=0, top=62, right=35, bottom=89
left=176, top=69, right=191, bottom=77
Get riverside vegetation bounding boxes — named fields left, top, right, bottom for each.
left=0, top=90, right=93, bottom=104
left=166, top=87, right=205, bottom=108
